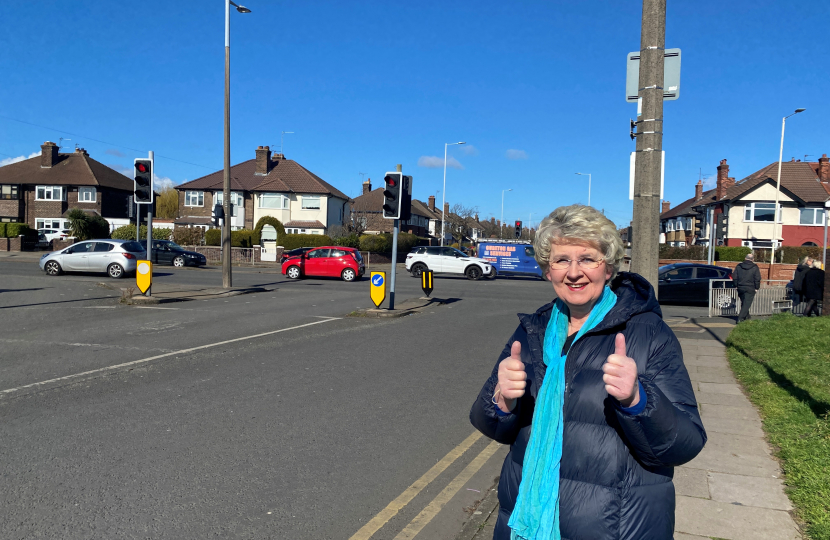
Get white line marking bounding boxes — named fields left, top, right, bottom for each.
left=1, top=318, right=342, bottom=398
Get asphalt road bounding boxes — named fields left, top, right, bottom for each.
left=0, top=260, right=723, bottom=539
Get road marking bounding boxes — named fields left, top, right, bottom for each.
left=82, top=306, right=117, bottom=309
left=134, top=306, right=181, bottom=310
left=348, top=431, right=482, bottom=540
left=392, top=440, right=501, bottom=540
left=0, top=317, right=342, bottom=398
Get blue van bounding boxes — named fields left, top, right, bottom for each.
left=476, top=240, right=544, bottom=279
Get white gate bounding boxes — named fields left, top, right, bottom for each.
left=708, top=279, right=794, bottom=317
left=260, top=224, right=278, bottom=262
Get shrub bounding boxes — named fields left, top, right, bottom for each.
left=205, top=228, right=221, bottom=246
left=252, top=216, right=286, bottom=246
left=279, top=234, right=332, bottom=251
left=172, top=227, right=205, bottom=246
left=658, top=245, right=705, bottom=260
left=397, top=232, right=419, bottom=253
left=0, top=223, right=5, bottom=237
left=334, top=234, right=361, bottom=248
left=6, top=223, right=33, bottom=238
left=66, top=209, right=110, bottom=240
left=714, top=246, right=752, bottom=262
left=111, top=224, right=169, bottom=241
left=360, top=234, right=391, bottom=252
left=204, top=228, right=262, bottom=247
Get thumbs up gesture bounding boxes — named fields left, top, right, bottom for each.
left=602, top=333, right=640, bottom=408
left=495, top=341, right=526, bottom=413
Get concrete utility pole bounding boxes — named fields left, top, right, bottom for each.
left=630, top=0, right=666, bottom=293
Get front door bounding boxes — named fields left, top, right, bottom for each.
left=304, top=248, right=330, bottom=276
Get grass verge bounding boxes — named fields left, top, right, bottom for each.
left=726, top=313, right=830, bottom=540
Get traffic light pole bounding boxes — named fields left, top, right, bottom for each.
left=388, top=164, right=402, bottom=310
left=630, top=0, right=666, bottom=294
left=145, top=150, right=153, bottom=297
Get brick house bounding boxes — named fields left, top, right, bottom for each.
left=0, top=142, right=134, bottom=231
left=349, top=179, right=431, bottom=236
left=174, top=146, right=350, bottom=234
left=660, top=155, right=830, bottom=249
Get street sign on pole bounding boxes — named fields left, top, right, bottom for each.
left=421, top=270, right=433, bottom=297
left=370, top=271, right=386, bottom=308
left=136, top=260, right=152, bottom=294
left=626, top=48, right=681, bottom=102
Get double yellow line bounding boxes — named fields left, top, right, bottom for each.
left=349, top=432, right=501, bottom=540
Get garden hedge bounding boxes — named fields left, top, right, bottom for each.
left=279, top=234, right=333, bottom=250
left=204, top=228, right=257, bottom=247
left=252, top=216, right=286, bottom=246
left=5, top=223, right=33, bottom=238
left=111, top=225, right=170, bottom=241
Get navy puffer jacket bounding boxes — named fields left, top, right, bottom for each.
left=470, top=273, right=706, bottom=540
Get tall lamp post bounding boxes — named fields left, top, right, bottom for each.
left=500, top=188, right=512, bottom=239
left=575, top=172, right=591, bottom=207
left=440, top=141, right=465, bottom=246
left=770, top=108, right=805, bottom=272
left=222, top=0, right=251, bottom=288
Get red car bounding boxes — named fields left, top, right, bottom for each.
left=281, top=246, right=365, bottom=282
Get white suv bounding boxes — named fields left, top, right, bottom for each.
left=406, top=246, right=493, bottom=280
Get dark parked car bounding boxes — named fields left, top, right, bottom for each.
left=658, top=263, right=733, bottom=305
left=149, top=240, right=207, bottom=267
left=280, top=246, right=315, bottom=263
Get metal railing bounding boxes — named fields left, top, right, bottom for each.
left=708, top=279, right=804, bottom=317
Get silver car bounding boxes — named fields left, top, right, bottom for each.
left=39, top=239, right=146, bottom=279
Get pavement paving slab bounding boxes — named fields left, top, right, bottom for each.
left=697, top=382, right=745, bottom=395
left=689, top=371, right=739, bottom=384
left=684, top=356, right=731, bottom=368
left=707, top=472, right=793, bottom=511
left=675, top=495, right=801, bottom=540
left=698, top=414, right=765, bottom=438
left=694, top=391, right=758, bottom=407
left=674, top=466, right=711, bottom=499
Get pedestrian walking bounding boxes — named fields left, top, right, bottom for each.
left=469, top=205, right=706, bottom=540
left=792, top=256, right=814, bottom=308
left=734, top=252, right=761, bottom=322
left=802, top=260, right=825, bottom=317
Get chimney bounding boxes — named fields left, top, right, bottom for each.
left=716, top=159, right=729, bottom=200
left=661, top=200, right=671, bottom=214
left=74, top=147, right=88, bottom=156
left=40, top=141, right=58, bottom=168
left=475, top=213, right=479, bottom=222
left=695, top=179, right=703, bottom=201
left=362, top=178, right=372, bottom=195
left=428, top=195, right=435, bottom=211
left=444, top=202, right=450, bottom=216
left=818, top=154, right=830, bottom=184
left=497, top=220, right=501, bottom=228
left=491, top=217, right=496, bottom=225
left=255, top=145, right=272, bottom=175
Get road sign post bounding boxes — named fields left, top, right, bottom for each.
left=421, top=270, right=433, bottom=297
left=136, top=260, right=153, bottom=295
left=370, top=271, right=387, bottom=308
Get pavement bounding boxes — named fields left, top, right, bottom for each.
left=452, top=324, right=804, bottom=540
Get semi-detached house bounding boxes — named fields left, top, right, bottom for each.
left=175, top=146, right=350, bottom=234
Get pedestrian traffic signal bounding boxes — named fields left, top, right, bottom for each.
left=134, top=159, right=153, bottom=204
left=515, top=221, right=522, bottom=239
left=212, top=203, right=224, bottom=226
left=382, top=172, right=403, bottom=219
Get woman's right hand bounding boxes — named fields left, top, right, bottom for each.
left=496, top=341, right=526, bottom=413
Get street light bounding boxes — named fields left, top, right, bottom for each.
left=575, top=172, right=591, bottom=207
left=440, top=141, right=465, bottom=246
left=501, top=189, right=512, bottom=239
left=770, top=108, right=805, bottom=269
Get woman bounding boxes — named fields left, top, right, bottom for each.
left=802, top=260, right=825, bottom=317
left=470, top=205, right=706, bottom=540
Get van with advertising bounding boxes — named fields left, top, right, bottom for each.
left=476, top=240, right=544, bottom=279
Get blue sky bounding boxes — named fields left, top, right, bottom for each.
left=1, top=0, right=828, bottom=228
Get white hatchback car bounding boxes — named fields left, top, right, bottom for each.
left=406, top=246, right=493, bottom=280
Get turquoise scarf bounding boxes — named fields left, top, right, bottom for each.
left=508, top=285, right=617, bottom=540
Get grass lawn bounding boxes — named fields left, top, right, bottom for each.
left=726, top=314, right=830, bottom=540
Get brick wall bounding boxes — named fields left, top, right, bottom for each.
left=9, top=236, right=22, bottom=251
left=658, top=259, right=798, bottom=281
left=244, top=193, right=254, bottom=229
left=0, top=199, right=23, bottom=221
left=0, top=238, right=8, bottom=251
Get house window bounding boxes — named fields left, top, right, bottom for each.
left=744, top=202, right=781, bottom=222
left=36, top=185, right=64, bottom=201
left=185, top=191, right=204, bottom=207
left=215, top=192, right=243, bottom=216
left=0, top=185, right=19, bottom=200
left=1, top=216, right=15, bottom=222
left=259, top=193, right=289, bottom=209
left=36, top=218, right=70, bottom=230
left=301, top=196, right=321, bottom=210
left=78, top=187, right=97, bottom=202
left=799, top=208, right=825, bottom=225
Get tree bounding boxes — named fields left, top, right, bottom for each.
left=66, top=209, right=110, bottom=240
left=346, top=207, right=371, bottom=236
left=155, top=187, right=179, bottom=220
left=445, top=204, right=478, bottom=246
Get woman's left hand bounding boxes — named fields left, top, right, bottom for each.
left=602, top=333, right=640, bottom=408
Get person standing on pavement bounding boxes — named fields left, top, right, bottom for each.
left=802, top=260, right=825, bottom=317
left=792, top=256, right=814, bottom=308
left=469, top=205, right=706, bottom=540
left=734, top=252, right=761, bottom=322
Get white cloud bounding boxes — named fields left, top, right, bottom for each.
left=460, top=144, right=479, bottom=156
left=506, top=149, right=528, bottom=160
left=105, top=148, right=126, bottom=157
left=418, top=155, right=463, bottom=169
left=154, top=175, right=176, bottom=190
left=0, top=151, right=41, bottom=167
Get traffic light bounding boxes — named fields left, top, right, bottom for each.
left=133, top=159, right=153, bottom=204
left=515, top=220, right=522, bottom=239
left=212, top=204, right=224, bottom=226
left=382, top=172, right=402, bottom=219
left=693, top=215, right=703, bottom=237
left=715, top=213, right=728, bottom=243
left=400, top=175, right=413, bottom=221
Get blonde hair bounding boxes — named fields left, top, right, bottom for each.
left=534, top=205, right=625, bottom=279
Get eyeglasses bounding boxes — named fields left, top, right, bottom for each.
left=549, top=256, right=605, bottom=270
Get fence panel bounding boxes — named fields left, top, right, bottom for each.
left=709, top=279, right=793, bottom=317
